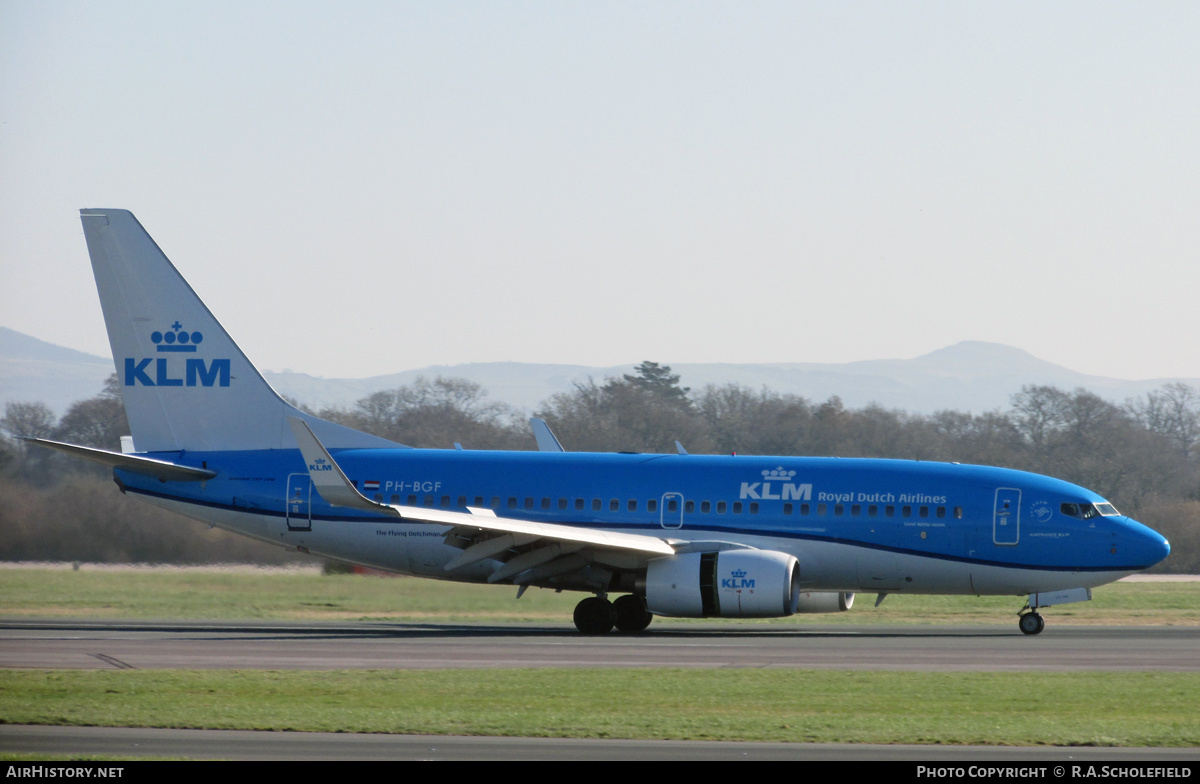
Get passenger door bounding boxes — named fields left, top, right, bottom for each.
left=993, top=488, right=1020, bottom=545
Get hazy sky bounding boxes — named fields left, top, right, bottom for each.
left=3, top=1, right=1198, bottom=381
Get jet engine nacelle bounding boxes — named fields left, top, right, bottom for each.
left=794, top=590, right=855, bottom=613
left=645, top=549, right=801, bottom=618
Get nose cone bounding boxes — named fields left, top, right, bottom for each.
left=1124, top=517, right=1171, bottom=570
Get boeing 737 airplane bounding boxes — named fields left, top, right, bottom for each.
left=28, top=209, right=1171, bottom=634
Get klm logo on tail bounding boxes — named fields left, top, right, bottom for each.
left=125, top=321, right=230, bottom=387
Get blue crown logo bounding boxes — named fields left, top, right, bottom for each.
left=762, top=467, right=796, bottom=480
left=152, top=321, right=204, bottom=353
left=731, top=569, right=747, bottom=578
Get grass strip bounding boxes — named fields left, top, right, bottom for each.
left=1, top=568, right=1197, bottom=626
left=1, top=669, right=1197, bottom=747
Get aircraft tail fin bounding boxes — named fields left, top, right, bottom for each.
left=80, top=209, right=401, bottom=453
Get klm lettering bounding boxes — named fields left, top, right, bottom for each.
left=125, top=357, right=231, bottom=387
left=721, top=577, right=756, bottom=589
left=739, top=482, right=812, bottom=500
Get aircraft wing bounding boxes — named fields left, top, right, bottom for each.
left=287, top=419, right=676, bottom=583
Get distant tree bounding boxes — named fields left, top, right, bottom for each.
left=618, top=361, right=692, bottom=411
left=537, top=374, right=710, bottom=454
left=53, top=397, right=129, bottom=451
left=1007, top=385, right=1195, bottom=507
left=926, top=409, right=1023, bottom=467
left=1, top=402, right=56, bottom=441
left=319, top=377, right=528, bottom=450
left=694, top=384, right=815, bottom=456
left=1128, top=383, right=1200, bottom=461
left=51, top=374, right=129, bottom=452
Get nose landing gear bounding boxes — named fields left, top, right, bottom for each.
left=1016, top=587, right=1093, bottom=635
left=1018, top=610, right=1045, bottom=635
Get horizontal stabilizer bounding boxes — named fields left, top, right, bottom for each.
left=23, top=438, right=217, bottom=482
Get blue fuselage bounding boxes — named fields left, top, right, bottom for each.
left=115, top=448, right=1171, bottom=596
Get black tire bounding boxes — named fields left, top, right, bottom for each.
left=1019, top=612, right=1044, bottom=635
left=573, top=596, right=615, bottom=634
left=613, top=594, right=653, bottom=633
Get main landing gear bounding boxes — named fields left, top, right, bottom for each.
left=573, top=594, right=653, bottom=634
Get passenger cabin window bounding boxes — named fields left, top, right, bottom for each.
left=647, top=499, right=657, bottom=512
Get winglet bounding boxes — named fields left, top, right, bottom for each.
left=529, top=418, right=565, bottom=452
left=287, top=417, right=389, bottom=512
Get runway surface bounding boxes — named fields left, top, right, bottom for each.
left=2, top=619, right=1198, bottom=671
left=3, top=724, right=1198, bottom=761
left=5, top=620, right=1197, bottom=760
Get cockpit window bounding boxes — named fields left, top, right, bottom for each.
left=1061, top=501, right=1120, bottom=519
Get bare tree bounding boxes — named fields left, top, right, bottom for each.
left=1128, top=382, right=1200, bottom=461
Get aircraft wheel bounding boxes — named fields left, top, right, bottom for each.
left=573, top=596, right=615, bottom=634
left=612, top=594, right=653, bottom=633
left=1018, top=612, right=1045, bottom=636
